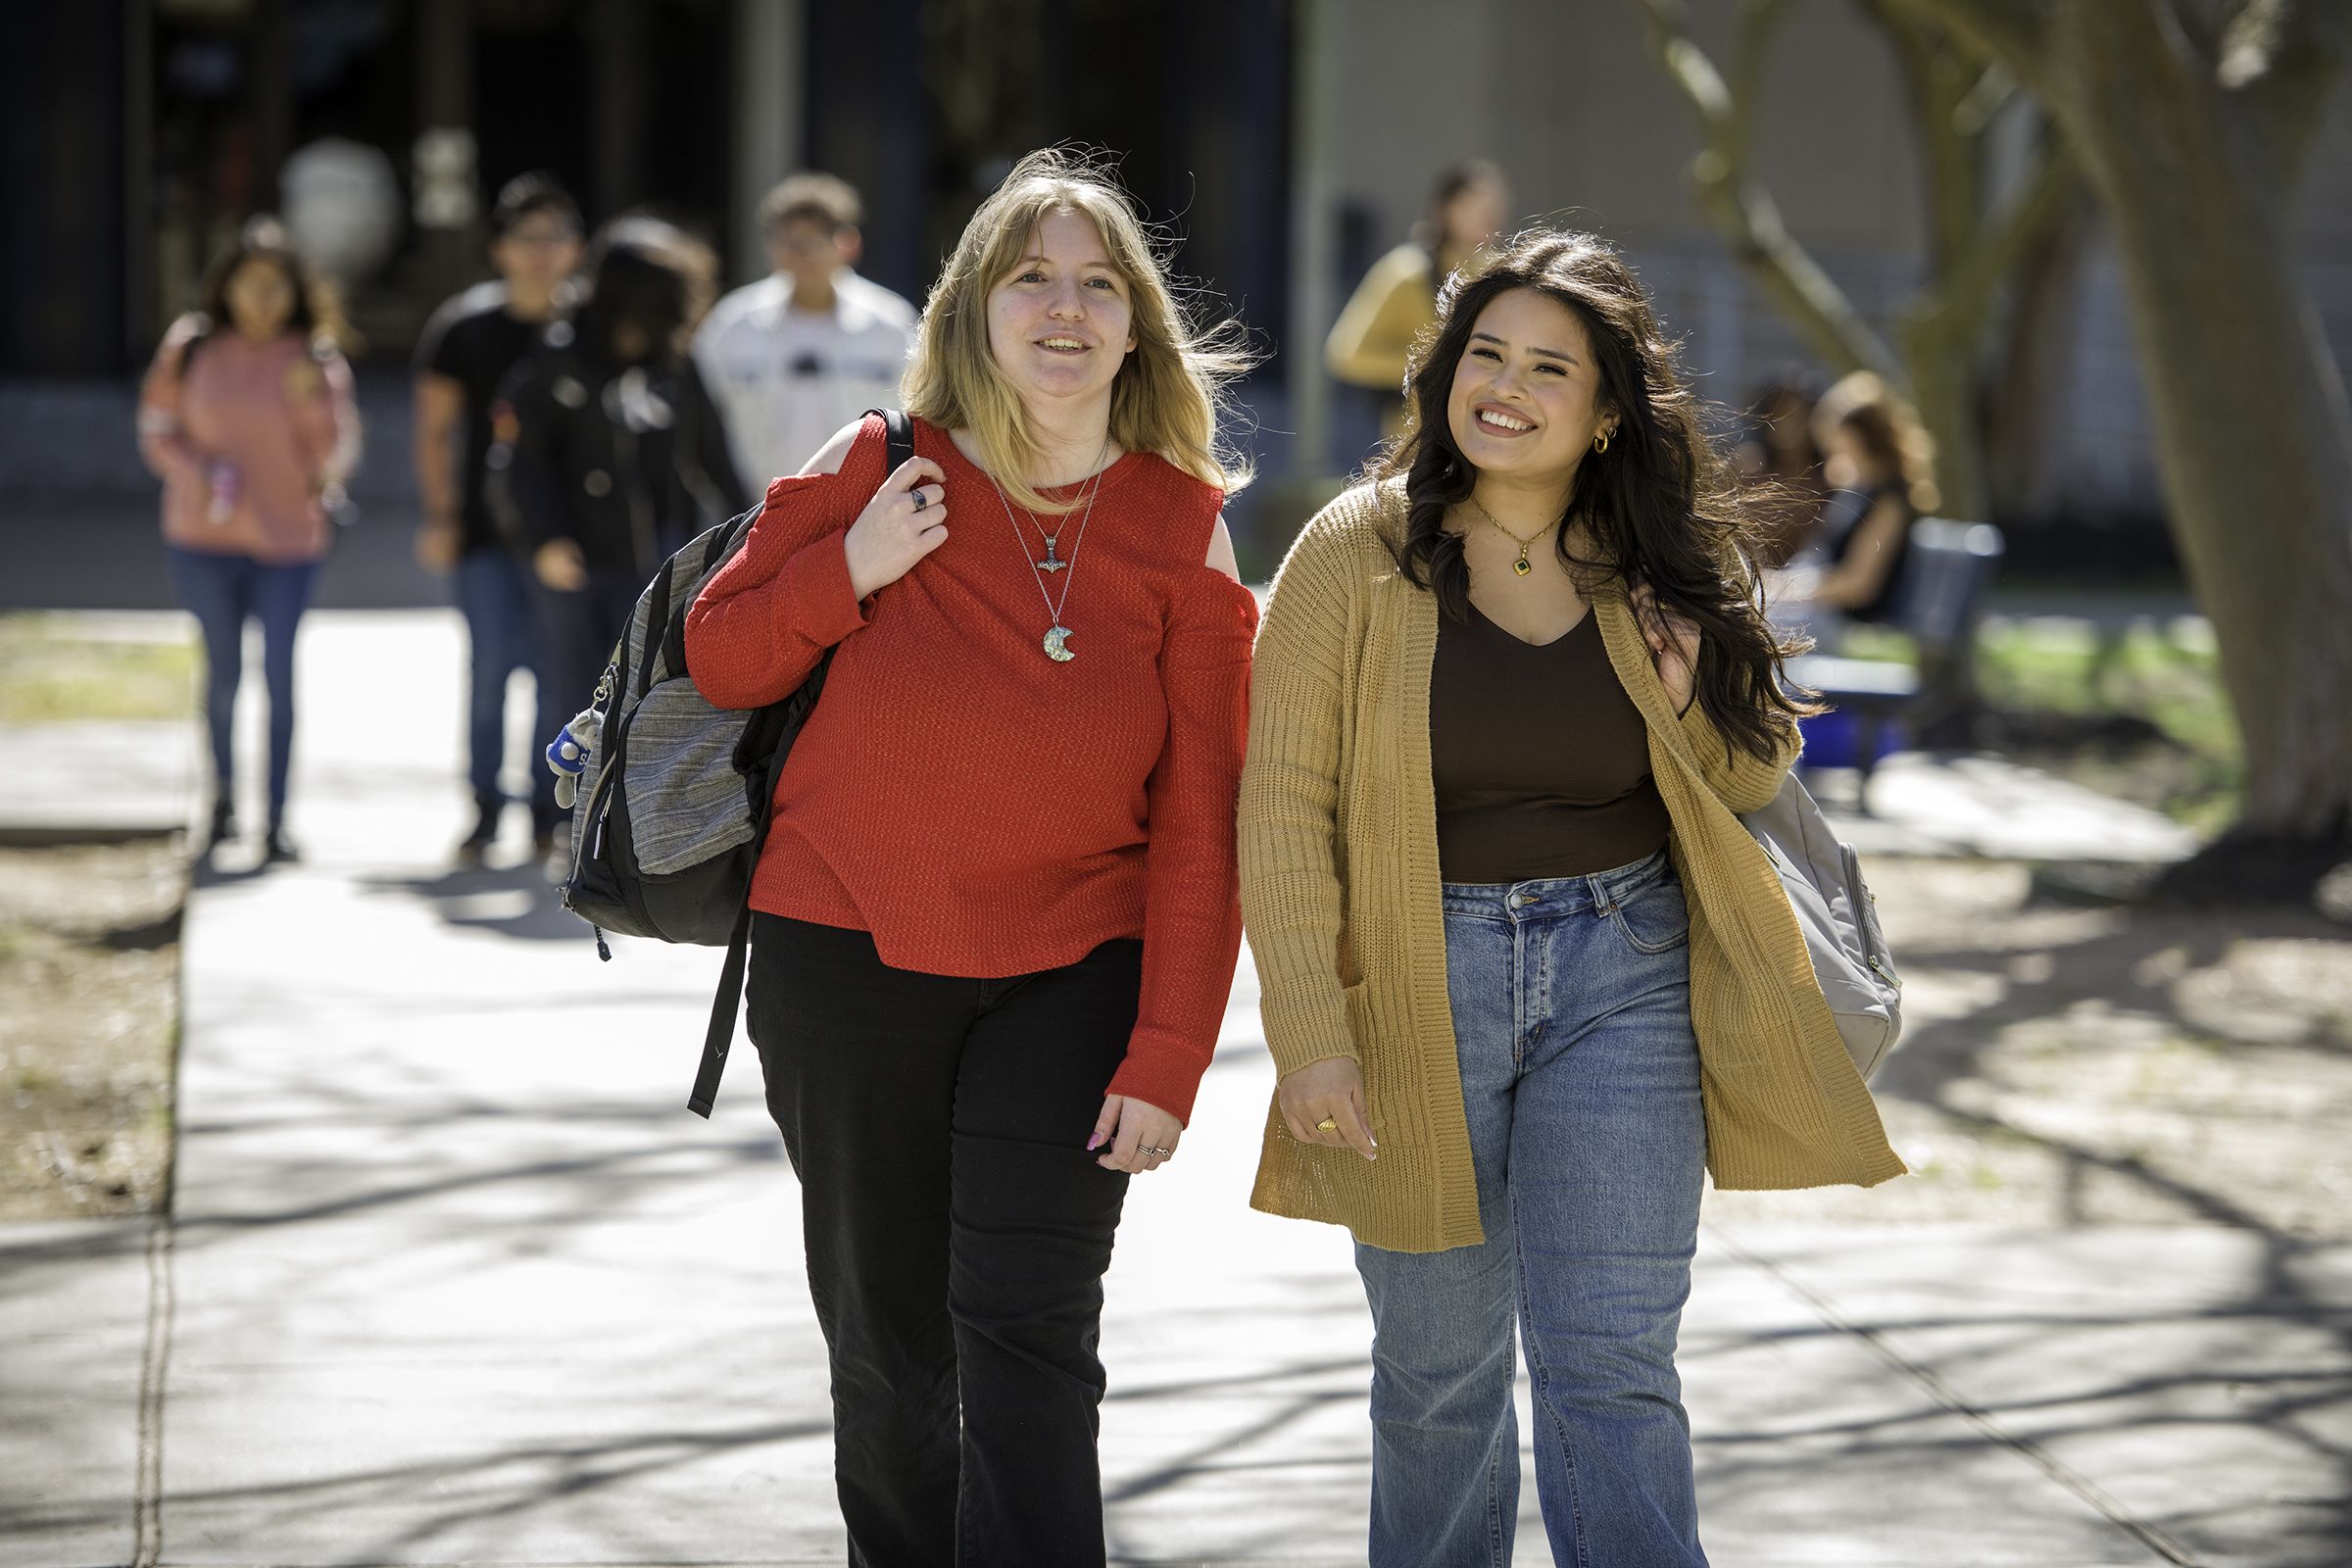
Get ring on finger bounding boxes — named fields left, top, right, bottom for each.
left=910, top=488, right=928, bottom=513
left=1315, top=1116, right=1339, bottom=1134
left=1141, top=1145, right=1174, bottom=1158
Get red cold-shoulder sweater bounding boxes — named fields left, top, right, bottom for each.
left=683, top=415, right=1257, bottom=1124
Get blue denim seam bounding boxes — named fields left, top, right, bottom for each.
left=1512, top=1169, right=1592, bottom=1568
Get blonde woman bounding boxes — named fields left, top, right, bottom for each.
left=685, top=149, right=1256, bottom=1565
left=1243, top=231, right=1903, bottom=1565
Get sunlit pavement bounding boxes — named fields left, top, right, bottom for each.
left=3, top=611, right=2342, bottom=1567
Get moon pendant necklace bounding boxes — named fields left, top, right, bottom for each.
left=990, top=437, right=1109, bottom=662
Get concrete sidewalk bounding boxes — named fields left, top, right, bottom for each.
left=3, top=610, right=2345, bottom=1566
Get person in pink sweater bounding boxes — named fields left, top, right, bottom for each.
left=137, top=218, right=361, bottom=860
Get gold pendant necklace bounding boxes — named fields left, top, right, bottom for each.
left=1465, top=497, right=1554, bottom=577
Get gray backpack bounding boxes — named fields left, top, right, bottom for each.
left=1741, top=772, right=1903, bottom=1079
left=547, top=409, right=912, bottom=1116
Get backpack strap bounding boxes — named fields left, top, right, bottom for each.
left=687, top=408, right=914, bottom=1118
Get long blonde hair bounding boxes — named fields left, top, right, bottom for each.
left=902, top=147, right=1253, bottom=514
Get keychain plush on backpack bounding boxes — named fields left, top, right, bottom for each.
left=546, top=707, right=603, bottom=809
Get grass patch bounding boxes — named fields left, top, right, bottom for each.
left=0, top=841, right=186, bottom=1219
left=0, top=614, right=198, bottom=723
left=1842, top=615, right=2242, bottom=833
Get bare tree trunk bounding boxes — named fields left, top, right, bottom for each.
left=1912, top=0, right=2352, bottom=843
left=2065, top=95, right=2352, bottom=839
left=1637, top=0, right=2074, bottom=526
left=1985, top=193, right=2092, bottom=519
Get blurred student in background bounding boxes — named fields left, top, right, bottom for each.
left=490, top=216, right=750, bottom=736
left=413, top=173, right=584, bottom=866
left=694, top=172, right=917, bottom=489
left=138, top=217, right=360, bottom=862
left=1770, top=370, right=1939, bottom=646
left=1325, top=160, right=1511, bottom=435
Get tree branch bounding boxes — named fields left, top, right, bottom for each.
left=1728, top=0, right=1803, bottom=148
left=2221, top=0, right=2352, bottom=174
left=1944, top=126, right=2080, bottom=326
left=1632, top=0, right=1905, bottom=383
left=1882, top=0, right=2051, bottom=85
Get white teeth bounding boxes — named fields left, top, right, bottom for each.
left=1041, top=338, right=1085, bottom=350
left=1479, top=410, right=1533, bottom=432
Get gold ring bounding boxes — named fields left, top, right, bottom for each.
left=1315, top=1117, right=1339, bottom=1133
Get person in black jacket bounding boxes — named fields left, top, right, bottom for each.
left=414, top=173, right=584, bottom=865
left=490, top=217, right=751, bottom=732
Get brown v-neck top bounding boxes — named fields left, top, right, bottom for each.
left=1428, top=603, right=1671, bottom=883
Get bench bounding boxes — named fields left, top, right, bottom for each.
left=1785, top=517, right=2006, bottom=803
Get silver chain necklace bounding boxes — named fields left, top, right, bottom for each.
left=988, top=438, right=1109, bottom=662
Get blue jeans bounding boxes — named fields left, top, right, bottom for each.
left=526, top=567, right=644, bottom=740
left=1355, top=849, right=1709, bottom=1568
left=455, top=548, right=556, bottom=820
left=167, top=546, right=319, bottom=824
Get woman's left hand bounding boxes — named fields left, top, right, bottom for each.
left=1089, top=1094, right=1182, bottom=1174
left=1631, top=581, right=1702, bottom=715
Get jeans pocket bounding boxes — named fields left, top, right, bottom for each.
left=1611, top=879, right=1690, bottom=955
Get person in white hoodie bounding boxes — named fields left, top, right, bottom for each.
left=694, top=172, right=918, bottom=491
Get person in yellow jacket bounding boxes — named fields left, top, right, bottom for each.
left=1242, top=228, right=1904, bottom=1568
left=1325, top=161, right=1510, bottom=435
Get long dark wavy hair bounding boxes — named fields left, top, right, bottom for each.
left=571, top=216, right=717, bottom=368
left=1379, top=228, right=1814, bottom=763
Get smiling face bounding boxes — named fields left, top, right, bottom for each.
left=1446, top=286, right=1617, bottom=488
left=985, top=207, right=1137, bottom=415
left=223, top=256, right=298, bottom=339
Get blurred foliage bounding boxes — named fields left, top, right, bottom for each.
left=0, top=614, right=196, bottom=723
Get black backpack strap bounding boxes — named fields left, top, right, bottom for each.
left=685, top=409, right=914, bottom=1119
left=870, top=406, right=914, bottom=472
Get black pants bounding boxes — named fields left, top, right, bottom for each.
left=746, top=913, right=1140, bottom=1568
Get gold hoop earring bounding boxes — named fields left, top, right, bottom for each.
left=1594, top=429, right=1613, bottom=455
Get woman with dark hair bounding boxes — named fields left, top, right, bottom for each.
left=490, top=216, right=750, bottom=730
left=1242, top=229, right=1903, bottom=1566
left=137, top=217, right=361, bottom=860
left=1325, top=160, right=1511, bottom=435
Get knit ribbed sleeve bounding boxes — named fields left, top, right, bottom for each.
left=1237, top=519, right=1358, bottom=1081
left=683, top=416, right=886, bottom=709
left=1674, top=698, right=1802, bottom=813
left=1105, top=565, right=1260, bottom=1124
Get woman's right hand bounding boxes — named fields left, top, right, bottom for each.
left=1277, top=1055, right=1378, bottom=1160
left=843, top=456, right=949, bottom=601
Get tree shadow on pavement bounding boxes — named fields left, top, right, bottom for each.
left=1707, top=858, right=2352, bottom=1567
left=352, top=859, right=590, bottom=944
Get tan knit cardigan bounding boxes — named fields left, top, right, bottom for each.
left=1240, top=479, right=1906, bottom=1252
